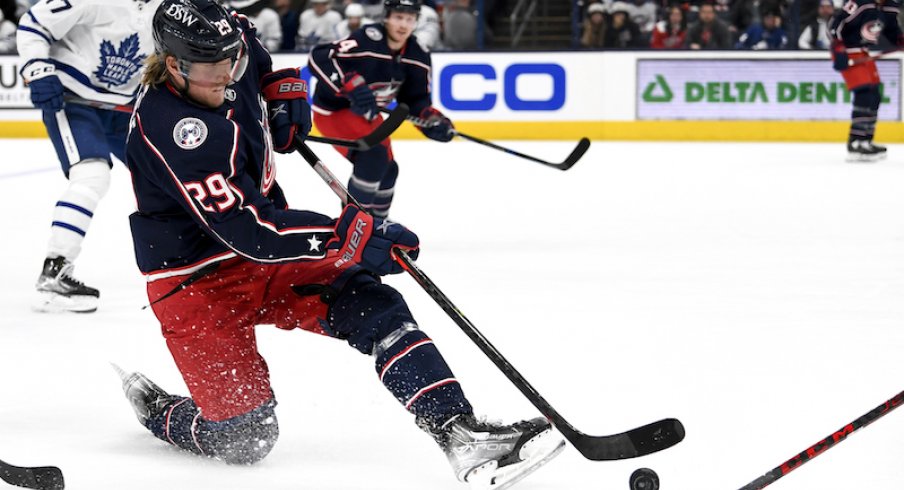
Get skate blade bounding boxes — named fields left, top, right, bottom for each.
left=846, top=152, right=885, bottom=163
left=465, top=429, right=566, bottom=490
left=32, top=290, right=98, bottom=313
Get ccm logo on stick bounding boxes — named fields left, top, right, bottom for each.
left=438, top=63, right=566, bottom=111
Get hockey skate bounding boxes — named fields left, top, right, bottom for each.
left=846, top=139, right=887, bottom=162
left=422, top=414, right=565, bottom=490
left=112, top=364, right=177, bottom=426
left=33, top=256, right=99, bottom=313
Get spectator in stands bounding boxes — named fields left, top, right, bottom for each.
left=226, top=0, right=283, bottom=51
left=0, top=0, right=17, bottom=53
left=650, top=5, right=687, bottom=48
left=630, top=0, right=658, bottom=42
left=581, top=2, right=606, bottom=48
left=443, top=0, right=477, bottom=50
left=735, top=9, right=787, bottom=49
left=798, top=0, right=833, bottom=49
left=686, top=2, right=732, bottom=49
left=334, top=2, right=374, bottom=39
left=416, top=2, right=442, bottom=50
left=728, top=0, right=761, bottom=37
left=275, top=0, right=302, bottom=51
left=603, top=1, right=644, bottom=47
left=298, top=0, right=342, bottom=50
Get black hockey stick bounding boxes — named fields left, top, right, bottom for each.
left=0, top=459, right=64, bottom=490
left=381, top=107, right=590, bottom=171
left=737, top=389, right=904, bottom=489
left=62, top=96, right=408, bottom=151
left=293, top=136, right=685, bottom=460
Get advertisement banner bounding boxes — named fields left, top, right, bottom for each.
left=0, top=57, right=31, bottom=109
left=637, top=59, right=902, bottom=121
left=0, top=53, right=606, bottom=121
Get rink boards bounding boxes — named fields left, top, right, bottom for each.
left=2, top=51, right=903, bottom=141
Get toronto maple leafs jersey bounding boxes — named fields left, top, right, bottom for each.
left=830, top=0, right=902, bottom=49
left=16, top=0, right=161, bottom=105
left=308, top=23, right=433, bottom=116
left=125, top=18, right=336, bottom=279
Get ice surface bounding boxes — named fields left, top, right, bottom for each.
left=2, top=138, right=904, bottom=489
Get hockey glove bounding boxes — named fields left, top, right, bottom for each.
left=417, top=106, right=455, bottom=142
left=21, top=60, right=64, bottom=112
left=831, top=41, right=849, bottom=72
left=261, top=68, right=312, bottom=153
left=330, top=204, right=419, bottom=276
left=341, top=73, right=377, bottom=121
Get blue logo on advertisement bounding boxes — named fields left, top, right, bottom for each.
left=439, top=63, right=566, bottom=111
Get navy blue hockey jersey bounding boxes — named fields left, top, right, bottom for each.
left=125, top=18, right=334, bottom=279
left=307, top=24, right=433, bottom=116
left=830, top=0, right=902, bottom=48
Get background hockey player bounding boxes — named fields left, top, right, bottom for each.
left=16, top=0, right=160, bottom=313
left=830, top=0, right=903, bottom=161
left=308, top=0, right=454, bottom=218
left=120, top=0, right=564, bottom=487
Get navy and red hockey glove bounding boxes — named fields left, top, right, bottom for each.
left=261, top=68, right=311, bottom=152
left=831, top=41, right=850, bottom=72
left=21, top=60, right=64, bottom=112
left=330, top=204, right=419, bottom=276
left=417, top=106, right=455, bottom=142
left=341, top=73, right=377, bottom=121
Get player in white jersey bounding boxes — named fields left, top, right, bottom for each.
left=296, top=0, right=341, bottom=50
left=17, top=0, right=160, bottom=313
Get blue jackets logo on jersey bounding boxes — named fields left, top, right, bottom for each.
left=861, top=20, right=884, bottom=42
left=94, top=34, right=147, bottom=88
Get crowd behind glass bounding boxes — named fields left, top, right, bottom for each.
left=2, top=0, right=903, bottom=54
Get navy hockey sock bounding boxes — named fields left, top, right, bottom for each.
left=375, top=324, right=472, bottom=425
left=347, top=146, right=393, bottom=216
left=849, top=86, right=881, bottom=142
left=330, top=274, right=473, bottom=425
left=145, top=397, right=279, bottom=465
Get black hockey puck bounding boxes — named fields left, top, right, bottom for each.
left=629, top=467, right=659, bottom=490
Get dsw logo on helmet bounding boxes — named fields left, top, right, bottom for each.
left=165, top=4, right=199, bottom=27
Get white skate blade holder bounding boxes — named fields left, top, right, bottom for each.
left=32, top=290, right=98, bottom=313
left=464, top=428, right=566, bottom=490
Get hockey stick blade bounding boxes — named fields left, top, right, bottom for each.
left=554, top=417, right=685, bottom=461
left=306, top=104, right=408, bottom=150
left=360, top=103, right=408, bottom=148
left=0, top=459, right=64, bottom=490
left=555, top=137, right=590, bottom=171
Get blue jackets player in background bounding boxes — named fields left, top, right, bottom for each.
left=17, top=0, right=161, bottom=312
left=308, top=0, right=454, bottom=218
left=120, top=0, right=563, bottom=486
left=830, top=0, right=903, bottom=161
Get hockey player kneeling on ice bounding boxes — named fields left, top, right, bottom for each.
left=17, top=0, right=161, bottom=312
left=118, top=0, right=563, bottom=487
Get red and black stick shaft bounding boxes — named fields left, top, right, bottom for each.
left=738, top=389, right=904, bottom=490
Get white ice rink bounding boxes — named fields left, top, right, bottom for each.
left=2, top=137, right=904, bottom=490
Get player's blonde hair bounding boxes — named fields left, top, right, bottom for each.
left=142, top=53, right=171, bottom=87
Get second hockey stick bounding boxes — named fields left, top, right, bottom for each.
left=737, top=389, right=904, bottom=490
left=293, top=136, right=685, bottom=461
left=62, top=96, right=408, bottom=151
left=381, top=107, right=590, bottom=171
left=0, top=459, right=64, bottom=490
